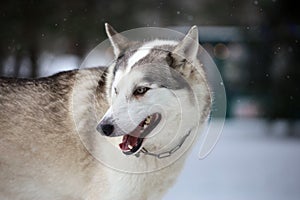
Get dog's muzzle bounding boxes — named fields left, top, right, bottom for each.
left=96, top=113, right=161, bottom=155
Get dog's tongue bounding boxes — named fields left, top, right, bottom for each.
left=119, top=122, right=145, bottom=151
left=119, top=135, right=138, bottom=151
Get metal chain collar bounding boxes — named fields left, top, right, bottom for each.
left=135, top=130, right=191, bottom=159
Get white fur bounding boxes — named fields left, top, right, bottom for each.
left=96, top=67, right=206, bottom=200
left=111, top=70, right=123, bottom=99
left=126, top=49, right=149, bottom=73
left=96, top=25, right=211, bottom=199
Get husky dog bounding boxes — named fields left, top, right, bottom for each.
left=0, top=24, right=211, bottom=200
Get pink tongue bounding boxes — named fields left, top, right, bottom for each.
left=119, top=135, right=139, bottom=151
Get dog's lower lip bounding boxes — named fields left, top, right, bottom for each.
left=119, top=113, right=161, bottom=155
left=121, top=137, right=144, bottom=155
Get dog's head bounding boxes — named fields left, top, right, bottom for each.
left=96, top=24, right=211, bottom=156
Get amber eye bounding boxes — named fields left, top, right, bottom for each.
left=133, top=87, right=150, bottom=96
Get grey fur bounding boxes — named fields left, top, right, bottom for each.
left=141, top=64, right=191, bottom=90
left=0, top=68, right=108, bottom=199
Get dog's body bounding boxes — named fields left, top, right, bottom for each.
left=0, top=24, right=211, bottom=200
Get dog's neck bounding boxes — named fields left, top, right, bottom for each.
left=71, top=68, right=109, bottom=155
left=136, top=129, right=192, bottom=159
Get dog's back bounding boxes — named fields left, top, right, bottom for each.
left=0, top=69, right=106, bottom=199
left=0, top=71, right=76, bottom=134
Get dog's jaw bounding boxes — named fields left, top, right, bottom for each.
left=118, top=113, right=161, bottom=155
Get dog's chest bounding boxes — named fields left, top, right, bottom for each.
left=99, top=160, right=184, bottom=200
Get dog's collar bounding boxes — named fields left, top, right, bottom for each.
left=135, top=130, right=191, bottom=159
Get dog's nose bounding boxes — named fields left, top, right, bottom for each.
left=100, top=124, right=114, bottom=136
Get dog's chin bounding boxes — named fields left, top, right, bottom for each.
left=119, top=113, right=161, bottom=155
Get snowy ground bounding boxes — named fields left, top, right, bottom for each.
left=164, top=119, right=300, bottom=200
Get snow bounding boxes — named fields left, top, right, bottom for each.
left=164, top=119, right=300, bottom=200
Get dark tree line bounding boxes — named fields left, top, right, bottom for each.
left=0, top=0, right=299, bottom=120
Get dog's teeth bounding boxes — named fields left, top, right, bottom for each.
left=145, top=117, right=151, bottom=124
left=128, top=145, right=133, bottom=149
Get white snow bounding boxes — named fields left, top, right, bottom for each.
left=164, top=119, right=300, bottom=200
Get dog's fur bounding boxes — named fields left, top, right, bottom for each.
left=0, top=24, right=211, bottom=200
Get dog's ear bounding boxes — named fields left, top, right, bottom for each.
left=105, top=23, right=129, bottom=57
left=174, top=25, right=199, bottom=60
left=167, top=26, right=199, bottom=77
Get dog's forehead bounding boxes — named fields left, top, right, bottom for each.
left=116, top=40, right=177, bottom=72
left=126, top=40, right=177, bottom=70
left=112, top=40, right=178, bottom=89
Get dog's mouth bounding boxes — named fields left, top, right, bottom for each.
left=119, top=113, right=161, bottom=155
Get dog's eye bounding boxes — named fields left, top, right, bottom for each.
left=133, top=87, right=150, bottom=96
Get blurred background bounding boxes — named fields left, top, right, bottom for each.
left=0, top=0, right=299, bottom=199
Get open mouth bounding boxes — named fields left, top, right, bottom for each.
left=119, top=113, right=161, bottom=155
